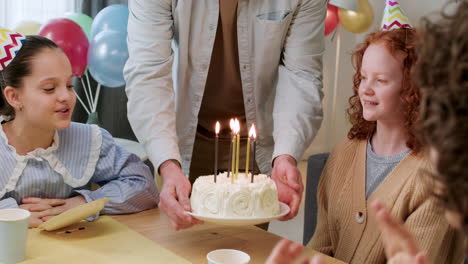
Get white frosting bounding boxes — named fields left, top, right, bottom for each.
left=190, top=173, right=280, bottom=217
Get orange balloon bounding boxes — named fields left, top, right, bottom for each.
left=338, top=0, right=374, bottom=34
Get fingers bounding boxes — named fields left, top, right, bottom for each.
left=29, top=219, right=43, bottom=228
left=21, top=197, right=66, bottom=206
left=158, top=168, right=202, bottom=230
left=37, top=206, right=67, bottom=219
left=22, top=197, right=43, bottom=204
left=266, top=239, right=303, bottom=264
left=19, top=203, right=34, bottom=210
left=372, top=199, right=404, bottom=235
left=41, top=215, right=54, bottom=222
left=159, top=184, right=199, bottom=230
left=288, top=241, right=303, bottom=258
left=372, top=199, right=420, bottom=257
left=46, top=199, right=66, bottom=207
left=20, top=198, right=66, bottom=213
left=272, top=239, right=292, bottom=257
left=371, top=199, right=384, bottom=212
left=279, top=190, right=300, bottom=221
left=308, top=255, right=326, bottom=264
left=415, top=252, right=428, bottom=264
left=376, top=206, right=412, bottom=243
left=286, top=168, right=302, bottom=192
left=29, top=203, right=53, bottom=212
left=174, top=184, right=203, bottom=224
left=29, top=213, right=45, bottom=228
left=176, top=182, right=192, bottom=212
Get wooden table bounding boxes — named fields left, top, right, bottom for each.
left=113, top=209, right=345, bottom=264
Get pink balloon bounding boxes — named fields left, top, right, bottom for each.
left=325, top=4, right=339, bottom=36
left=38, top=18, right=88, bottom=76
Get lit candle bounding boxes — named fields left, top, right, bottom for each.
left=235, top=119, right=240, bottom=180
left=251, top=124, right=256, bottom=183
left=231, top=120, right=236, bottom=183
left=214, top=121, right=220, bottom=183
left=245, top=124, right=255, bottom=178
left=227, top=119, right=235, bottom=179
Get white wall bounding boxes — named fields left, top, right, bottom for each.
left=0, top=0, right=77, bottom=29
left=303, top=0, right=450, bottom=159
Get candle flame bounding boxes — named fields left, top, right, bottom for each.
left=235, top=119, right=240, bottom=134
left=215, top=121, right=220, bottom=134
left=230, top=119, right=235, bottom=130
left=249, top=124, right=256, bottom=139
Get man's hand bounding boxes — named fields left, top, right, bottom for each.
left=272, top=154, right=304, bottom=220
left=371, top=200, right=427, bottom=264
left=158, top=160, right=203, bottom=230
left=20, top=196, right=86, bottom=227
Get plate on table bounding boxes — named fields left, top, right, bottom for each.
left=187, top=202, right=290, bottom=226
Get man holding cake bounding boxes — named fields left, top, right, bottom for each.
left=124, top=0, right=326, bottom=230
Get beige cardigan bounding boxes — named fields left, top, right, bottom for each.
left=308, top=139, right=464, bottom=264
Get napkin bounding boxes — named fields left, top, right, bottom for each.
left=21, top=216, right=190, bottom=264
left=38, top=198, right=109, bottom=231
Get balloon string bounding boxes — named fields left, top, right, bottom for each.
left=79, top=77, right=93, bottom=111
left=85, top=70, right=94, bottom=107
left=92, top=84, right=101, bottom=113
left=331, top=26, right=338, bottom=42
left=73, top=89, right=91, bottom=115
left=330, top=25, right=342, bottom=140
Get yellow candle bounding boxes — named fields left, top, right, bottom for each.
left=245, top=136, right=250, bottom=178
left=231, top=135, right=236, bottom=184
left=235, top=133, right=240, bottom=180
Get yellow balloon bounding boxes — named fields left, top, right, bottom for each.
left=13, top=20, right=42, bottom=35
left=339, top=0, right=374, bottom=34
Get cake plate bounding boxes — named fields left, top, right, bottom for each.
left=187, top=202, right=290, bottom=226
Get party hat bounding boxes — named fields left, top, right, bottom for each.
left=381, top=0, right=411, bottom=31
left=0, top=28, right=26, bottom=71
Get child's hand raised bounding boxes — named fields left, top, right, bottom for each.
left=266, top=239, right=326, bottom=264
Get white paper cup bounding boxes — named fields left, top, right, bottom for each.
left=207, top=249, right=250, bottom=264
left=0, top=208, right=30, bottom=264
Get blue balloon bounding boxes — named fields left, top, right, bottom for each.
left=90, top=4, right=128, bottom=39
left=88, top=30, right=128, bottom=88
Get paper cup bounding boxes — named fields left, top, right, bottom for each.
left=207, top=249, right=250, bottom=264
left=0, top=208, right=30, bottom=264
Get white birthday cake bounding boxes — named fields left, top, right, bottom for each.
left=190, top=173, right=280, bottom=218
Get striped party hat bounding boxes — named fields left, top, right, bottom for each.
left=0, top=28, right=26, bottom=71
left=381, top=0, right=412, bottom=31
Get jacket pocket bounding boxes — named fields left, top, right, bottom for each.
left=255, top=9, right=292, bottom=38
left=256, top=10, right=291, bottom=22
left=253, top=10, right=292, bottom=66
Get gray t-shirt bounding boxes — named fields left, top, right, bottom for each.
left=366, top=140, right=410, bottom=199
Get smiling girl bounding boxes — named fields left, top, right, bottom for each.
left=0, top=31, right=159, bottom=227
left=306, top=28, right=463, bottom=263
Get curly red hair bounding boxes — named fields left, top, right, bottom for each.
left=346, top=28, right=421, bottom=152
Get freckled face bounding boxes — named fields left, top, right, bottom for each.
left=359, top=43, right=405, bottom=123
